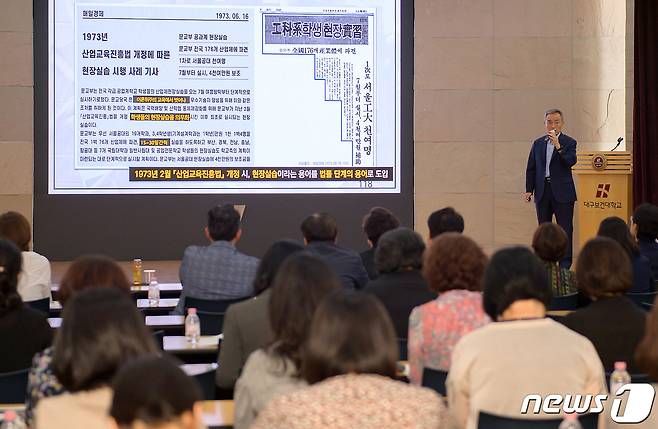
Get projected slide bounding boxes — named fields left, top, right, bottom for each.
left=49, top=1, right=401, bottom=194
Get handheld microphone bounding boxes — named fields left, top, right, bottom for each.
left=611, top=137, right=623, bottom=151
left=545, top=129, right=556, bottom=143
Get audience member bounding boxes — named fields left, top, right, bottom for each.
left=532, top=222, right=577, bottom=296
left=110, top=356, right=203, bottom=429
left=632, top=203, right=658, bottom=279
left=364, top=227, right=435, bottom=339
left=447, top=247, right=606, bottom=429
left=25, top=255, right=132, bottom=425
left=175, top=204, right=259, bottom=314
left=598, top=216, right=655, bottom=294
left=427, top=207, right=464, bottom=240
left=635, top=297, right=658, bottom=427
left=0, top=211, right=52, bottom=303
left=234, top=253, right=340, bottom=429
left=35, top=288, right=158, bottom=429
left=252, top=290, right=449, bottom=429
left=301, top=212, right=368, bottom=289
left=0, top=239, right=52, bottom=373
left=562, top=237, right=647, bottom=373
left=360, top=207, right=400, bottom=280
left=408, top=233, right=489, bottom=384
left=216, top=240, right=304, bottom=389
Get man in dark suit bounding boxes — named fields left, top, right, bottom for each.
left=302, top=212, right=369, bottom=289
left=525, top=109, right=577, bottom=268
left=359, top=207, right=400, bottom=280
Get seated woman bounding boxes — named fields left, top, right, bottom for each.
left=25, top=255, right=132, bottom=425
left=0, top=211, right=51, bottom=303
left=634, top=296, right=658, bottom=428
left=110, top=356, right=203, bottom=429
left=631, top=203, right=658, bottom=280
left=598, top=216, right=655, bottom=294
left=252, top=290, right=448, bottom=429
left=407, top=233, right=489, bottom=384
left=364, top=227, right=436, bottom=339
left=35, top=288, right=158, bottom=429
left=532, top=222, right=577, bottom=296
left=216, top=240, right=304, bottom=390
left=447, top=247, right=606, bottom=429
left=562, top=237, right=647, bottom=373
left=0, top=239, right=52, bottom=373
left=234, top=253, right=340, bottom=429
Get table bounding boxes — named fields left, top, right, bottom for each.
left=163, top=334, right=222, bottom=354
left=546, top=310, right=574, bottom=317
left=145, top=315, right=184, bottom=329
left=201, top=400, right=234, bottom=429
left=181, top=362, right=218, bottom=376
left=51, top=283, right=182, bottom=300
left=50, top=298, right=179, bottom=317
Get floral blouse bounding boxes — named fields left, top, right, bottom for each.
left=252, top=374, right=448, bottom=429
left=25, top=346, right=65, bottom=426
left=408, top=290, right=490, bottom=384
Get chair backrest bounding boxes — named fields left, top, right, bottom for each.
left=478, top=411, right=598, bottom=429
left=152, top=330, right=165, bottom=350
left=26, top=298, right=50, bottom=315
left=641, top=302, right=653, bottom=312
left=421, top=367, right=448, bottom=396
left=197, top=310, right=225, bottom=336
left=626, top=291, right=658, bottom=307
left=183, top=296, right=246, bottom=313
left=397, top=338, right=408, bottom=361
left=193, top=364, right=218, bottom=400
left=0, top=368, right=30, bottom=403
left=549, top=293, right=579, bottom=311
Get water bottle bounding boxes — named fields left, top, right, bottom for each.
left=132, top=258, right=143, bottom=286
left=558, top=413, right=582, bottom=429
left=185, top=308, right=200, bottom=344
left=1, top=410, right=25, bottom=429
left=148, top=280, right=160, bottom=307
left=610, top=361, right=631, bottom=394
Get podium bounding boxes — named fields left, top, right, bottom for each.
left=573, top=151, right=632, bottom=249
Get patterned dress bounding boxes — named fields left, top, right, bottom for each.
left=408, top=290, right=490, bottom=384
left=546, top=262, right=577, bottom=296
left=251, top=373, right=449, bottom=429
left=25, top=347, right=65, bottom=426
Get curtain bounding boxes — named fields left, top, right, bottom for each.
left=633, top=0, right=658, bottom=205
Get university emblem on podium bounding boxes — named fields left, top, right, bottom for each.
left=591, top=154, right=608, bottom=171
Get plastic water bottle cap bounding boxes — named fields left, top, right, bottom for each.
left=188, top=308, right=197, bottom=314
left=564, top=413, right=578, bottom=421
left=150, top=280, right=158, bottom=285
left=614, top=361, right=627, bottom=371
left=4, top=410, right=17, bottom=421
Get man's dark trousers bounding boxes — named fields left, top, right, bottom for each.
left=536, top=178, right=574, bottom=269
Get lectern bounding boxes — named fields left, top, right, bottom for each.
left=573, top=151, right=632, bottom=249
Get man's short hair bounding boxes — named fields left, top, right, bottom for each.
left=633, top=203, right=658, bottom=240
left=427, top=207, right=464, bottom=239
left=544, top=108, right=563, bottom=120
left=362, top=207, right=400, bottom=246
left=374, top=227, right=425, bottom=274
left=207, top=204, right=241, bottom=241
left=300, top=213, right=338, bottom=242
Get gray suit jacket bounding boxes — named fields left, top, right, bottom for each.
left=215, top=289, right=273, bottom=389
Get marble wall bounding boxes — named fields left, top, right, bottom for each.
left=414, top=0, right=629, bottom=254
left=0, top=0, right=632, bottom=255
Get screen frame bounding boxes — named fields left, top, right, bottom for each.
left=33, top=0, right=415, bottom=260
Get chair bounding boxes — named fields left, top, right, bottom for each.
left=478, top=411, right=598, bottom=429
left=549, top=293, right=578, bottom=311
left=397, top=338, right=408, bottom=361
left=421, top=367, right=448, bottom=396
left=183, top=296, right=247, bottom=313
left=0, top=368, right=30, bottom=403
left=192, top=364, right=218, bottom=400
left=626, top=291, right=658, bottom=308
left=197, top=310, right=225, bottom=336
left=26, top=298, right=50, bottom=315
left=152, top=330, right=165, bottom=350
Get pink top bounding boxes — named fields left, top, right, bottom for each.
left=252, top=374, right=448, bottom=429
left=408, top=290, right=490, bottom=384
